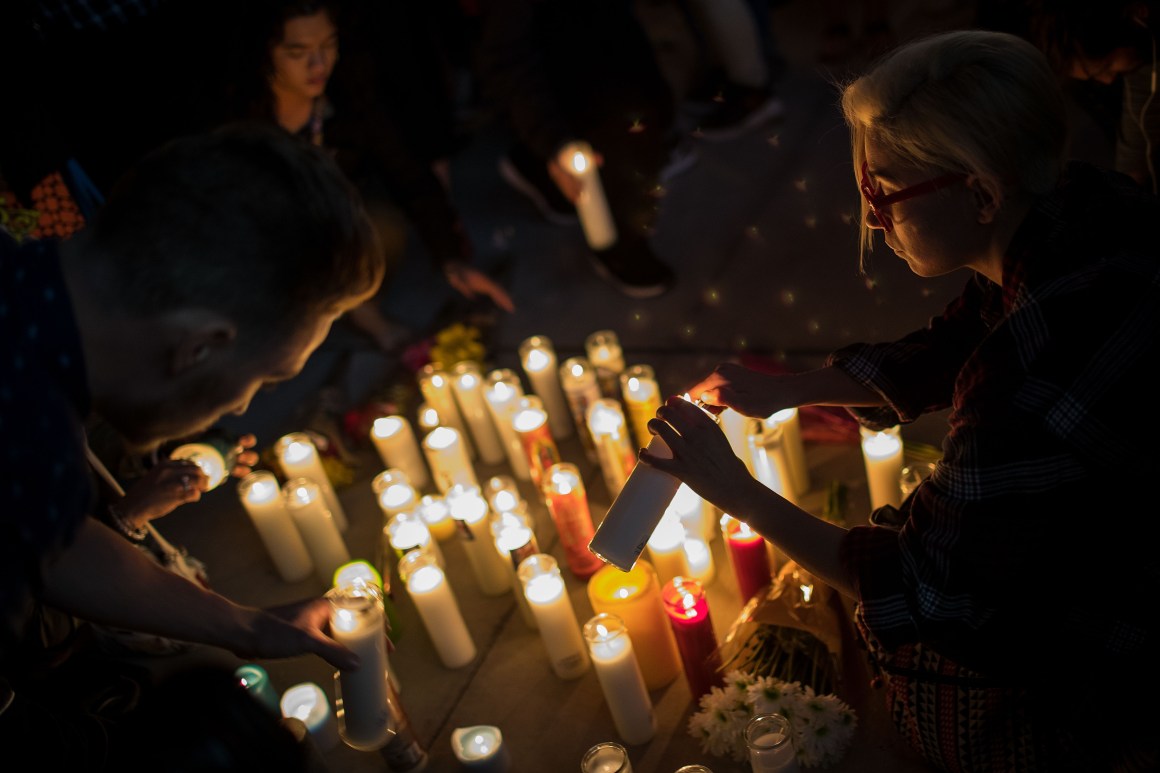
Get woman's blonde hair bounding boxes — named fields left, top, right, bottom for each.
left=841, top=30, right=1068, bottom=268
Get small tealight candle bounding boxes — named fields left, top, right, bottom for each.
left=281, top=682, right=340, bottom=752
left=451, top=725, right=511, bottom=772
left=451, top=360, right=507, bottom=465
left=584, top=329, right=625, bottom=399
left=422, top=426, right=479, bottom=494
left=369, top=416, right=430, bottom=491
left=860, top=425, right=904, bottom=510
left=482, top=368, right=532, bottom=481
left=746, top=713, right=800, bottom=772
left=235, top=663, right=280, bottom=714
left=580, top=740, right=635, bottom=773
left=518, top=335, right=574, bottom=440
left=276, top=432, right=347, bottom=531
left=169, top=442, right=229, bottom=490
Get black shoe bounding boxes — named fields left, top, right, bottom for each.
left=589, top=240, right=675, bottom=298
left=497, top=144, right=579, bottom=225
left=692, top=83, right=785, bottom=142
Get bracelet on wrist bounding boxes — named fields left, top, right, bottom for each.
left=108, top=503, right=148, bottom=542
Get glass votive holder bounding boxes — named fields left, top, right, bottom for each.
left=581, top=740, right=634, bottom=773
left=899, top=460, right=937, bottom=497
left=745, top=713, right=799, bottom=772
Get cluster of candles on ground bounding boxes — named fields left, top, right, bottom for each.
left=231, top=328, right=907, bottom=767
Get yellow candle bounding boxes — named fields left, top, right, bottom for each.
left=586, top=560, right=681, bottom=690
left=369, top=416, right=430, bottom=491
left=415, top=494, right=456, bottom=542
left=620, top=364, right=662, bottom=450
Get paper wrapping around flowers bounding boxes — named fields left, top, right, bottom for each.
left=717, top=560, right=843, bottom=693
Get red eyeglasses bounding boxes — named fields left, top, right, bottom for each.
left=859, top=160, right=965, bottom=232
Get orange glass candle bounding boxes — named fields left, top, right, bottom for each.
left=543, top=463, right=605, bottom=578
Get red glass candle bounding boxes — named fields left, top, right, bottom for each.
left=722, top=515, right=771, bottom=603
left=543, top=463, right=605, bottom=578
left=661, top=577, right=724, bottom=701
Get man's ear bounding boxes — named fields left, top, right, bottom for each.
left=166, top=310, right=238, bottom=376
left=966, top=175, right=1002, bottom=225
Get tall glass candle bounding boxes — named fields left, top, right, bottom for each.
left=384, top=509, right=443, bottom=568
left=328, top=581, right=392, bottom=751
left=586, top=398, right=636, bottom=498
left=283, top=478, right=351, bottom=586
left=370, top=415, right=430, bottom=491
left=746, top=713, right=800, bottom=773
left=517, top=554, right=590, bottom=679
left=372, top=469, right=420, bottom=519
left=682, top=534, right=716, bottom=586
left=419, top=363, right=476, bottom=459
left=511, top=395, right=561, bottom=488
left=559, top=141, right=618, bottom=251
left=749, top=418, right=794, bottom=502
left=584, top=329, right=625, bottom=400
left=668, top=482, right=714, bottom=544
left=860, top=425, right=904, bottom=510
left=542, top=463, right=604, bottom=578
left=446, top=485, right=510, bottom=596
left=582, top=612, right=656, bottom=745
left=586, top=560, right=681, bottom=690
left=721, top=514, right=771, bottom=603
left=661, top=577, right=724, bottom=701
left=281, top=682, right=340, bottom=752
left=276, top=432, right=347, bottom=531
left=518, top=335, right=574, bottom=440
left=718, top=407, right=756, bottom=475
left=238, top=470, right=313, bottom=583
left=491, top=509, right=540, bottom=628
left=416, top=493, right=456, bottom=542
left=398, top=549, right=476, bottom=668
left=769, top=408, right=809, bottom=496
left=482, top=368, right=532, bottom=480
left=620, top=364, right=662, bottom=451
left=559, top=356, right=601, bottom=463
left=452, top=360, right=507, bottom=465
left=646, top=511, right=688, bottom=587
left=422, top=426, right=479, bottom=494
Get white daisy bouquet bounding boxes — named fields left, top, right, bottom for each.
left=687, top=669, right=857, bottom=767
left=687, top=559, right=855, bottom=766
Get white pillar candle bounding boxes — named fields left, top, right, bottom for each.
left=237, top=470, right=313, bottom=583
left=398, top=549, right=476, bottom=668
left=668, top=482, right=714, bottom=544
left=584, top=329, right=626, bottom=399
left=518, top=335, right=574, bottom=440
left=769, top=408, right=809, bottom=496
left=620, top=364, right=662, bottom=451
left=446, top=485, right=511, bottom=596
left=749, top=418, right=794, bottom=502
left=422, top=426, right=479, bottom=494
left=169, top=442, right=229, bottom=490
left=419, top=363, right=476, bottom=459
left=370, top=416, right=430, bottom=491
left=558, top=141, right=617, bottom=251
left=416, top=493, right=456, bottom=542
left=384, top=509, right=443, bottom=568
left=281, top=682, right=340, bottom=752
left=451, top=361, right=507, bottom=465
left=328, top=581, right=392, bottom=751
left=275, top=432, right=347, bottom=532
left=517, top=554, right=591, bottom=679
left=483, top=368, right=532, bottom=481
left=585, top=398, right=636, bottom=498
left=283, top=478, right=351, bottom=586
left=559, top=356, right=602, bottom=463
left=373, top=472, right=420, bottom=520
left=682, top=534, right=716, bottom=586
left=717, top=407, right=756, bottom=475
left=646, top=511, right=688, bottom=587
left=451, top=725, right=511, bottom=772
left=860, top=425, right=904, bottom=510
left=491, top=509, right=540, bottom=628
left=581, top=612, right=656, bottom=746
